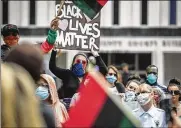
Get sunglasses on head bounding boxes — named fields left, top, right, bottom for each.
left=76, top=59, right=87, bottom=65
left=169, top=90, right=180, bottom=95
left=108, top=73, right=117, bottom=77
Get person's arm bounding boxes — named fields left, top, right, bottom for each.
left=41, top=18, right=59, bottom=54
left=91, top=47, right=108, bottom=76
left=49, top=49, right=72, bottom=80
left=41, top=29, right=57, bottom=53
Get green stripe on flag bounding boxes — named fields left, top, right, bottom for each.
left=73, top=0, right=97, bottom=19
left=119, top=118, right=135, bottom=128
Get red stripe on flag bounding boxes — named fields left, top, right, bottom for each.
left=63, top=73, right=108, bottom=127
left=97, top=0, right=108, bottom=6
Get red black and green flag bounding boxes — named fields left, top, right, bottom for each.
left=72, top=0, right=108, bottom=19
left=63, top=72, right=141, bottom=127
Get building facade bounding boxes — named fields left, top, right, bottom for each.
left=1, top=1, right=181, bottom=85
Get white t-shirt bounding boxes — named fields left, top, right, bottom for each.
left=108, top=86, right=119, bottom=95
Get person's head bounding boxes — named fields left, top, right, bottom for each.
left=120, top=63, right=129, bottom=73
left=136, top=83, right=154, bottom=106
left=127, top=74, right=141, bottom=82
left=71, top=53, right=88, bottom=78
left=152, top=87, right=165, bottom=106
left=126, top=80, right=141, bottom=93
left=167, top=78, right=181, bottom=104
left=5, top=44, right=43, bottom=82
left=124, top=80, right=141, bottom=102
left=36, top=74, right=59, bottom=105
left=146, top=65, right=158, bottom=85
left=106, top=65, right=120, bottom=85
left=1, top=24, right=20, bottom=47
left=1, top=63, right=44, bottom=127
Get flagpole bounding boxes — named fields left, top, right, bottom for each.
left=56, top=0, right=65, bottom=17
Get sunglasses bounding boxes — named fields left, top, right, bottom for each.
left=3, top=32, right=18, bottom=37
left=108, top=73, right=117, bottom=77
left=76, top=59, right=87, bottom=65
left=169, top=90, right=180, bottom=95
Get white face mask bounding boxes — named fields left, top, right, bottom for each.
left=137, top=93, right=151, bottom=106
left=125, top=91, right=136, bottom=102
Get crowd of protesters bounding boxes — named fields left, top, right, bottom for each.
left=1, top=18, right=181, bottom=128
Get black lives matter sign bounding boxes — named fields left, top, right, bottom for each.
left=55, top=1, right=100, bottom=51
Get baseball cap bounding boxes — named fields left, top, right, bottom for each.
left=1, top=24, right=19, bottom=37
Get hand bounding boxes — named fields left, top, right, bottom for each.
left=171, top=111, right=181, bottom=127
left=91, top=46, right=99, bottom=57
left=53, top=46, right=61, bottom=56
left=50, top=17, right=59, bottom=30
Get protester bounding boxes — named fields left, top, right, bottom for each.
left=5, top=44, right=56, bottom=127
left=1, top=24, right=19, bottom=60
left=120, top=62, right=130, bottom=86
left=167, top=78, right=181, bottom=128
left=105, top=65, right=124, bottom=94
left=123, top=80, right=141, bottom=110
left=49, top=49, right=89, bottom=99
left=1, top=63, right=45, bottom=127
left=91, top=48, right=125, bottom=93
left=36, top=74, right=69, bottom=127
left=133, top=83, right=166, bottom=127
left=1, top=18, right=58, bottom=61
left=145, top=65, right=167, bottom=93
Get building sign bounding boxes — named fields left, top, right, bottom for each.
left=100, top=37, right=181, bottom=52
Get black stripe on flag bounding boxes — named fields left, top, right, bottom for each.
left=84, top=0, right=103, bottom=14
left=93, top=97, right=136, bottom=127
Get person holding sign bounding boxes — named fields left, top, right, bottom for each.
left=49, top=48, right=88, bottom=100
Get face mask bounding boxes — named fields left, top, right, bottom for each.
left=35, top=86, right=49, bottom=100
left=72, top=63, right=85, bottom=77
left=125, top=91, right=136, bottom=102
left=137, top=93, right=151, bottom=106
left=106, top=75, right=117, bottom=84
left=147, top=74, right=157, bottom=84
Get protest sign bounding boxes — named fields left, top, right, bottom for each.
left=55, top=1, right=100, bottom=51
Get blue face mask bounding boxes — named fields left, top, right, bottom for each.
left=106, top=75, right=117, bottom=84
left=72, top=63, right=85, bottom=77
left=35, top=86, right=49, bottom=100
left=147, top=74, right=157, bottom=84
